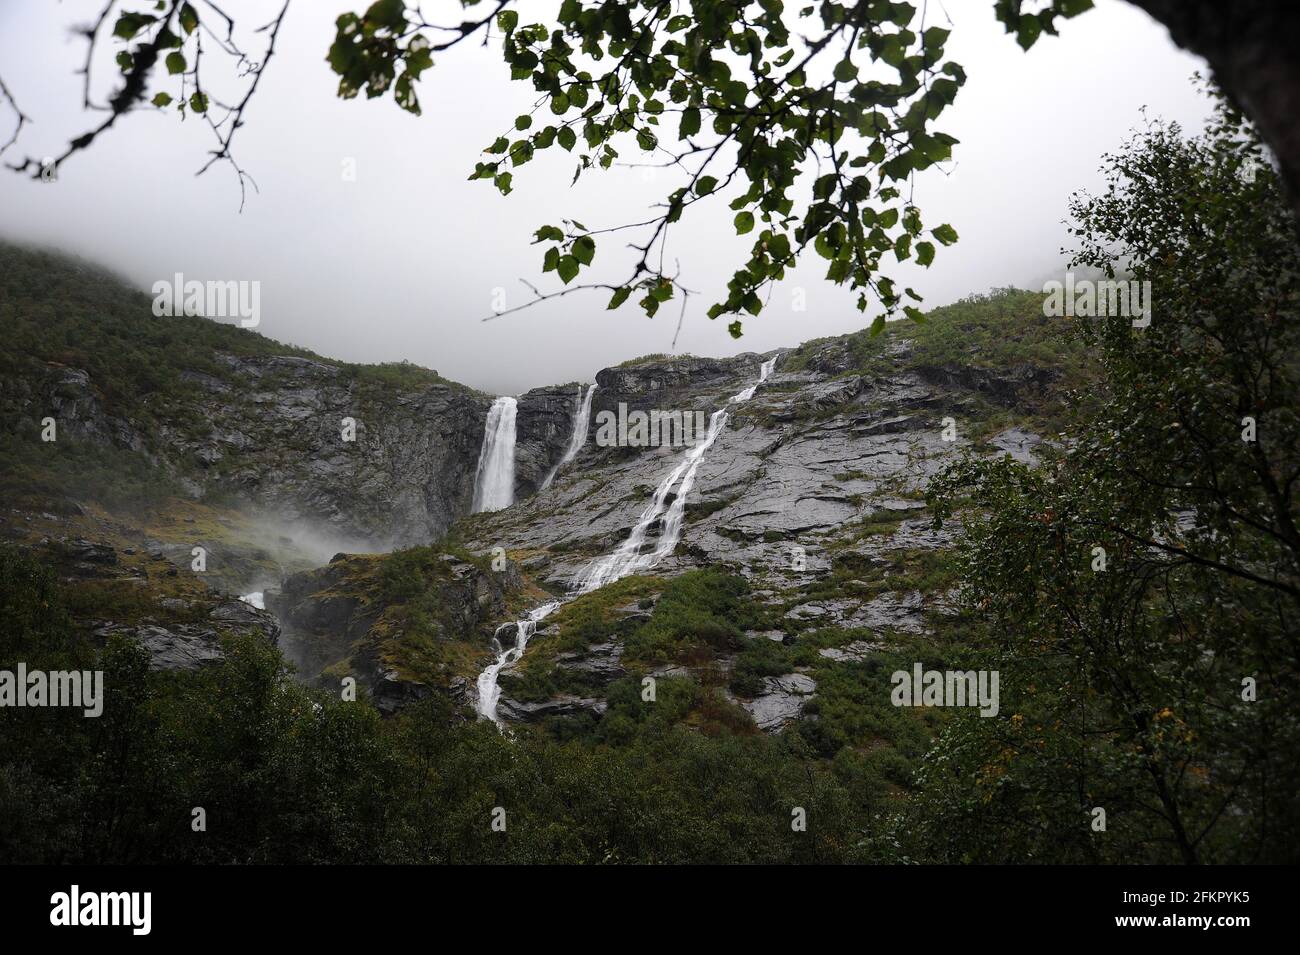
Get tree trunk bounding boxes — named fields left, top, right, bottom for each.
left=1126, top=0, right=1300, bottom=217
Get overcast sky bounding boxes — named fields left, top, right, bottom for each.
left=0, top=1, right=1209, bottom=394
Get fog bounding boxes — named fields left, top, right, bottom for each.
left=0, top=0, right=1209, bottom=394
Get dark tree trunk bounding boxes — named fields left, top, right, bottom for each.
left=1127, top=0, right=1300, bottom=217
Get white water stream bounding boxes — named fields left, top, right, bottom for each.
left=540, top=383, right=598, bottom=490
left=475, top=356, right=777, bottom=723
left=471, top=397, right=518, bottom=513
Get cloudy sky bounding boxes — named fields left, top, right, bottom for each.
left=0, top=1, right=1209, bottom=394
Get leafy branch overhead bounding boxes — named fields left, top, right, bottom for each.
left=2, top=0, right=1102, bottom=333
left=328, top=0, right=1031, bottom=336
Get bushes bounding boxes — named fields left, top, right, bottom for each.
left=0, top=546, right=903, bottom=863
left=624, top=568, right=771, bottom=663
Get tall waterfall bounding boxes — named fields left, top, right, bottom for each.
left=540, top=383, right=598, bottom=490
left=471, top=397, right=517, bottom=513
left=476, top=356, right=777, bottom=723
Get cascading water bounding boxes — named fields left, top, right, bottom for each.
left=471, top=397, right=517, bottom=513
left=475, top=356, right=778, bottom=723
left=540, top=383, right=598, bottom=490
left=575, top=355, right=777, bottom=593
left=476, top=601, right=561, bottom=722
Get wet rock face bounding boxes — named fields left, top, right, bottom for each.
left=737, top=673, right=817, bottom=731
left=200, top=357, right=490, bottom=546
left=455, top=342, right=1049, bottom=730
left=515, top=385, right=584, bottom=497
left=593, top=354, right=769, bottom=420
left=496, top=695, right=608, bottom=722
left=94, top=596, right=281, bottom=672
left=23, top=537, right=281, bottom=672
left=268, top=551, right=522, bottom=700
left=14, top=355, right=493, bottom=546
left=8, top=304, right=1052, bottom=729
left=915, top=361, right=1059, bottom=406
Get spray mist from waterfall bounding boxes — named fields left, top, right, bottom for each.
left=475, top=356, right=778, bottom=724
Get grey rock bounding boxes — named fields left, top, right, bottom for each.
left=555, top=641, right=625, bottom=680
left=740, top=673, right=817, bottom=731
left=819, top=640, right=885, bottom=662
left=496, top=695, right=608, bottom=721
left=989, top=427, right=1044, bottom=463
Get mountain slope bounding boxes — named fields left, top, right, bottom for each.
left=1, top=242, right=1087, bottom=744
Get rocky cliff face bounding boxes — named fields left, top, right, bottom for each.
left=9, top=352, right=493, bottom=547
left=446, top=337, right=1049, bottom=729
left=11, top=329, right=1049, bottom=726
left=10, top=353, right=614, bottom=554
left=3, top=245, right=1067, bottom=733
left=267, top=549, right=525, bottom=713
left=515, top=384, right=584, bottom=498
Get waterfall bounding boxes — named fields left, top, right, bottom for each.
left=574, top=355, right=777, bottom=593
left=476, top=356, right=777, bottom=723
left=472, top=397, right=517, bottom=513
left=540, top=383, right=598, bottom=490
left=476, top=601, right=561, bottom=722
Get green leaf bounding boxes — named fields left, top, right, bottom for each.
left=916, top=240, right=935, bottom=267
left=695, top=175, right=718, bottom=196
left=364, top=0, right=406, bottom=30
left=515, top=115, right=532, bottom=131
left=180, top=2, right=199, bottom=35
left=734, top=211, right=755, bottom=235
left=113, top=13, right=156, bottom=39
left=497, top=10, right=518, bottom=33
left=1016, top=13, right=1042, bottom=50
left=151, top=92, right=173, bottom=107
left=727, top=320, right=743, bottom=338
left=833, top=59, right=858, bottom=83
left=923, top=26, right=950, bottom=51
left=189, top=91, right=208, bottom=113
left=166, top=51, right=186, bottom=75
left=116, top=51, right=134, bottom=72
left=394, top=72, right=420, bottom=114
left=556, top=255, right=579, bottom=284
left=557, top=126, right=576, bottom=151
left=931, top=223, right=959, bottom=246
left=572, top=235, right=596, bottom=266
left=543, top=247, right=560, bottom=272
left=680, top=107, right=701, bottom=138
left=607, top=287, right=631, bottom=310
